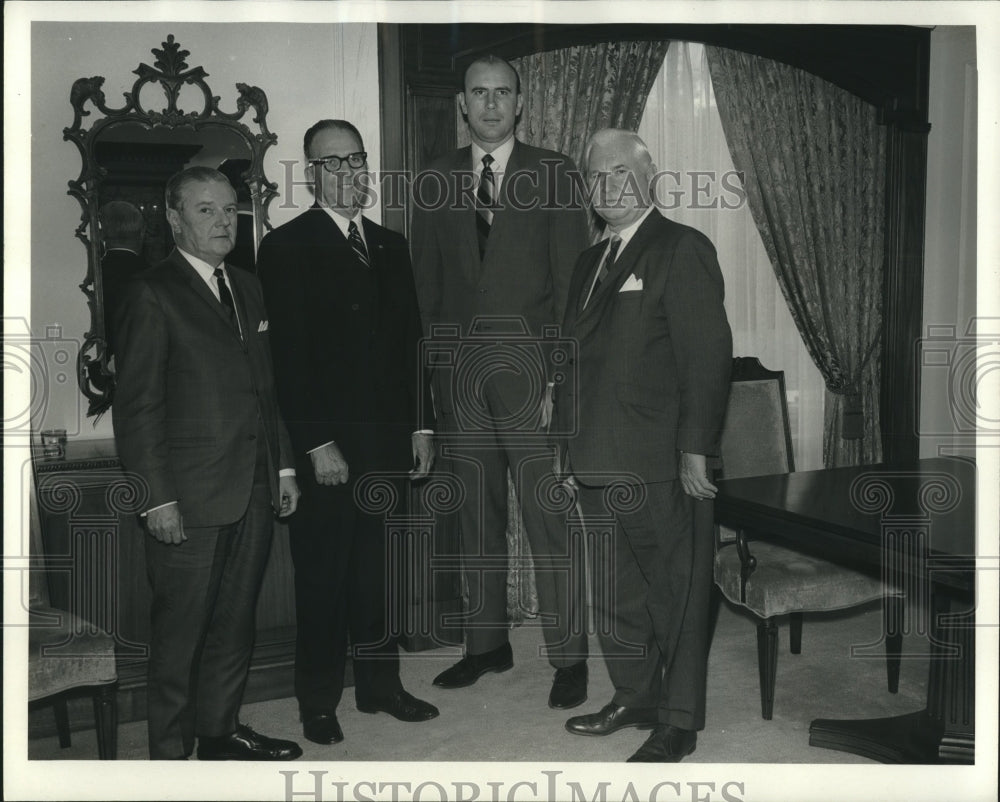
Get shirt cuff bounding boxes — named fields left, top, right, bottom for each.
left=307, top=441, right=336, bottom=454
left=278, top=468, right=296, bottom=477
left=142, top=500, right=177, bottom=517
left=413, top=430, right=434, bottom=436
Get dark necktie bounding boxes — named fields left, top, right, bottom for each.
left=584, top=236, right=622, bottom=309
left=476, top=154, right=496, bottom=259
left=348, top=220, right=370, bottom=268
left=213, top=267, right=241, bottom=338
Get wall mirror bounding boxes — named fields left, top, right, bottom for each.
left=65, top=34, right=278, bottom=416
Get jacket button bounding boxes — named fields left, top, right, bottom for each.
left=352, top=303, right=360, bottom=311
left=248, top=433, right=257, bottom=441
left=479, top=288, right=486, bottom=294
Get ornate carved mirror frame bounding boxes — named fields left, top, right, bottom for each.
left=65, top=34, right=278, bottom=416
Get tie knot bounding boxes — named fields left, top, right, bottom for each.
left=608, top=236, right=622, bottom=257
left=349, top=221, right=360, bottom=236
left=213, top=267, right=225, bottom=280
left=482, top=154, right=494, bottom=170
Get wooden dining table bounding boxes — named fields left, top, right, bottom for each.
left=714, top=456, right=976, bottom=764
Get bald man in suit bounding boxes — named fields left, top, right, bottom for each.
left=558, top=129, right=732, bottom=762
left=411, top=55, right=592, bottom=710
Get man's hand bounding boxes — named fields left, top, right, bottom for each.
left=679, top=452, right=718, bottom=500
left=537, top=383, right=554, bottom=431
left=410, top=433, right=435, bottom=480
left=278, top=475, right=301, bottom=517
left=311, top=443, right=350, bottom=486
left=146, top=503, right=186, bottom=544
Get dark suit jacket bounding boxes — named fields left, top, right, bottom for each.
left=410, top=139, right=590, bottom=416
left=257, top=207, right=431, bottom=473
left=555, top=211, right=733, bottom=484
left=102, top=248, right=149, bottom=357
left=112, top=249, right=294, bottom=526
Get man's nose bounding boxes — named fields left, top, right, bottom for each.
left=485, top=92, right=497, bottom=108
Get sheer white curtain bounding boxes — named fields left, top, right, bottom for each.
left=637, top=42, right=825, bottom=471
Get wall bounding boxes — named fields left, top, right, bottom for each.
left=27, top=21, right=380, bottom=440
left=920, top=26, right=979, bottom=458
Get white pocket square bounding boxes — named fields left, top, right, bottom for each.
left=619, top=274, right=643, bottom=292
left=257, top=320, right=269, bottom=332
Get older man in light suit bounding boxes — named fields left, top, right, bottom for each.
left=557, top=129, right=732, bottom=762
left=114, top=166, right=302, bottom=761
left=411, top=55, right=592, bottom=710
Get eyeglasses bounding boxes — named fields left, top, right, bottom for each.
left=309, top=152, right=368, bottom=172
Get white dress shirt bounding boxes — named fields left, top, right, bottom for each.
left=583, top=205, right=657, bottom=307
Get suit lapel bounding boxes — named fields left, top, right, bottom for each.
left=168, top=249, right=243, bottom=342
left=584, top=211, right=662, bottom=310
left=451, top=147, right=481, bottom=281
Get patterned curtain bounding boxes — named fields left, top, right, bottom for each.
left=706, top=45, right=886, bottom=467
left=456, top=41, right=669, bottom=621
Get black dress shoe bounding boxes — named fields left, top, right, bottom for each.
left=433, top=643, right=514, bottom=689
left=627, top=725, right=697, bottom=762
left=302, top=711, right=344, bottom=745
left=196, top=724, right=303, bottom=761
left=548, top=662, right=588, bottom=709
left=357, top=690, right=440, bottom=722
left=565, top=701, right=658, bottom=736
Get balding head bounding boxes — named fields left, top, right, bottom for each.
left=584, top=128, right=657, bottom=232
left=99, top=200, right=145, bottom=251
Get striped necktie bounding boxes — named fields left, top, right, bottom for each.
left=583, top=236, right=622, bottom=309
left=476, top=154, right=496, bottom=259
left=348, top=220, right=370, bottom=268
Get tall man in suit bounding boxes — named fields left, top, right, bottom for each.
left=113, top=166, right=303, bottom=761
left=558, top=129, right=732, bottom=762
left=257, top=120, right=439, bottom=748
left=98, top=200, right=149, bottom=358
left=411, top=55, right=592, bottom=709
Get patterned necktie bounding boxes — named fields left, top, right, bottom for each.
left=348, top=220, right=370, bottom=268
left=476, top=154, right=496, bottom=259
left=213, top=267, right=241, bottom=338
left=584, top=236, right=622, bottom=309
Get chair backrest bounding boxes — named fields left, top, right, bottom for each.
left=718, top=357, right=795, bottom=480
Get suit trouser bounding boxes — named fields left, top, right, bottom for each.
left=144, top=435, right=273, bottom=759
left=577, top=479, right=714, bottom=731
left=288, top=471, right=403, bottom=713
left=442, top=380, right=588, bottom=666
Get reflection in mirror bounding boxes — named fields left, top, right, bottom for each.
left=65, top=34, right=277, bottom=416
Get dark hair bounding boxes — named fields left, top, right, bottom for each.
left=461, top=54, right=522, bottom=96
left=303, top=119, right=365, bottom=159
left=98, top=200, right=145, bottom=245
left=164, top=166, right=233, bottom=211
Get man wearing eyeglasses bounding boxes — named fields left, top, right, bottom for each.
left=257, top=120, right=438, bottom=748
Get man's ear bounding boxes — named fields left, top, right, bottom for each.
left=165, top=207, right=181, bottom=235
left=515, top=92, right=524, bottom=118
left=458, top=91, right=469, bottom=117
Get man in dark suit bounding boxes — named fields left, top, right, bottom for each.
left=113, top=166, right=303, bottom=761
left=98, top=200, right=149, bottom=358
left=411, top=55, right=592, bottom=709
left=257, top=119, right=439, bottom=748
left=558, top=129, right=732, bottom=762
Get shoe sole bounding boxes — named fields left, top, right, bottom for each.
left=548, top=693, right=588, bottom=710
left=432, top=661, right=514, bottom=689
left=564, top=721, right=658, bottom=737
left=355, top=704, right=440, bottom=722
left=197, top=748, right=303, bottom=760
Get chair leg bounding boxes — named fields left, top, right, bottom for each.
left=93, top=684, right=118, bottom=760
left=756, top=617, right=779, bottom=720
left=884, top=594, right=903, bottom=694
left=789, top=612, right=803, bottom=654
left=54, top=695, right=71, bottom=748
